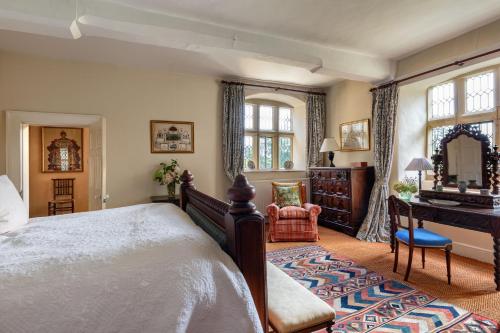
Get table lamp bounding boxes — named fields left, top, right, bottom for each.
left=320, top=138, right=340, bottom=167
left=405, top=157, right=433, bottom=190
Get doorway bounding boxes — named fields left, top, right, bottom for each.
left=5, top=111, right=106, bottom=213
left=28, top=126, right=90, bottom=217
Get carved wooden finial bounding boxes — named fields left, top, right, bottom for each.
left=180, top=170, right=194, bottom=188
left=179, top=170, right=195, bottom=211
left=492, top=146, right=499, bottom=195
left=227, top=174, right=256, bottom=214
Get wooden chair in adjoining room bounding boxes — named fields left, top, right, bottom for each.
left=48, top=178, right=75, bottom=216
left=388, top=195, right=453, bottom=284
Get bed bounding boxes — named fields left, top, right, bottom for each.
left=0, top=171, right=267, bottom=333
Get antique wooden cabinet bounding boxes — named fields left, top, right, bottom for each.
left=309, top=167, right=375, bottom=236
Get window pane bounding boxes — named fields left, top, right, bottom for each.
left=259, top=105, right=273, bottom=130
left=244, top=135, right=254, bottom=168
left=465, top=72, right=495, bottom=113
left=468, top=121, right=494, bottom=146
left=429, top=82, right=455, bottom=120
left=259, top=136, right=273, bottom=169
left=278, top=107, right=292, bottom=131
left=431, top=125, right=453, bottom=153
left=279, top=137, right=292, bottom=169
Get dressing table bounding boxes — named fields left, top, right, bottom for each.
left=392, top=124, right=500, bottom=291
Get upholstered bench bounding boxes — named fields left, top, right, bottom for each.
left=267, top=262, right=335, bottom=333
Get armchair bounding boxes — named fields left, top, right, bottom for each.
left=267, top=182, right=321, bottom=242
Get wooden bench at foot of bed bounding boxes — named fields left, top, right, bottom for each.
left=267, top=262, right=335, bottom=333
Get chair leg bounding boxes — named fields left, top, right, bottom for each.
left=393, top=240, right=399, bottom=273
left=421, top=248, right=425, bottom=269
left=445, top=246, right=452, bottom=285
left=404, top=245, right=414, bottom=282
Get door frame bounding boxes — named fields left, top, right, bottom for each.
left=5, top=110, right=106, bottom=211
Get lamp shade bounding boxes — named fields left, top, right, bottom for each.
left=405, top=158, right=433, bottom=171
left=320, top=138, right=340, bottom=152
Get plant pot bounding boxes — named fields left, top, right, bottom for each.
left=399, top=191, right=413, bottom=202
left=167, top=182, right=176, bottom=198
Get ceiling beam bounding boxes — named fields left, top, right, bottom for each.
left=0, top=0, right=395, bottom=82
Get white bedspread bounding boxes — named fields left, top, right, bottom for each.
left=0, top=203, right=262, bottom=333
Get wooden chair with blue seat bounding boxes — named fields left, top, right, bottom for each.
left=388, top=195, right=453, bottom=284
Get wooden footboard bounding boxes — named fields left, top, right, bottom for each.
left=179, top=170, right=268, bottom=331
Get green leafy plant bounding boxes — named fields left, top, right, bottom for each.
left=153, top=159, right=181, bottom=185
left=393, top=176, right=418, bottom=194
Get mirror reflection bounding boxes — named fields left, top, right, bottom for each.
left=445, top=134, right=482, bottom=188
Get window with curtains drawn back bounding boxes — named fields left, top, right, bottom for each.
left=244, top=101, right=294, bottom=170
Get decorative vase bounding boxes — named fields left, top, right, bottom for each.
left=458, top=181, right=467, bottom=194
left=399, top=191, right=412, bottom=202
left=167, top=182, right=176, bottom=198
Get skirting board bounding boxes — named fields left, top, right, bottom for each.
left=451, top=241, right=494, bottom=265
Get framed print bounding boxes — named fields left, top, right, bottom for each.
left=339, top=118, right=370, bottom=151
left=150, top=120, right=194, bottom=153
left=42, top=127, right=84, bottom=172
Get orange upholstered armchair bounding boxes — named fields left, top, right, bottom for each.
left=267, top=182, right=321, bottom=242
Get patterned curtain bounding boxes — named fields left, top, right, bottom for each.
left=357, top=84, right=399, bottom=242
left=306, top=94, right=327, bottom=167
left=222, top=82, right=245, bottom=181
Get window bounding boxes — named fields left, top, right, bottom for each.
left=244, top=101, right=294, bottom=170
left=469, top=121, right=494, bottom=145
left=430, top=125, right=453, bottom=154
left=426, top=69, right=497, bottom=159
left=428, top=81, right=455, bottom=120
left=465, top=72, right=495, bottom=114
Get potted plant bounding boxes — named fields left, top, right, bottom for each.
left=393, top=177, right=418, bottom=202
left=153, top=159, right=181, bottom=198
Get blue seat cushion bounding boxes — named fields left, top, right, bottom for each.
left=395, top=228, right=452, bottom=247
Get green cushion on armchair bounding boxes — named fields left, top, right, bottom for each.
left=273, top=184, right=302, bottom=208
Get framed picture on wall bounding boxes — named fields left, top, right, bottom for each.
left=42, top=127, right=84, bottom=172
left=339, top=118, right=370, bottom=151
left=150, top=120, right=194, bottom=153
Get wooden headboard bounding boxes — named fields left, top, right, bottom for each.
left=179, top=170, right=268, bottom=330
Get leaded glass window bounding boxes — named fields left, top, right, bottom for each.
left=465, top=72, right=495, bottom=114
left=244, top=100, right=295, bottom=170
left=430, top=125, right=453, bottom=153
left=279, top=136, right=292, bottom=168
left=279, top=107, right=292, bottom=131
left=259, top=105, right=273, bottom=130
left=468, top=121, right=494, bottom=145
left=429, top=82, right=455, bottom=120
left=244, top=135, right=254, bottom=167
left=259, top=136, right=273, bottom=169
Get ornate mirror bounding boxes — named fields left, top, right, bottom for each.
left=432, top=124, right=499, bottom=192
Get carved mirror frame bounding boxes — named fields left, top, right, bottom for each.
left=432, top=124, right=500, bottom=193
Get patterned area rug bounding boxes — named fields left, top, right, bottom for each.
left=267, top=245, right=500, bottom=333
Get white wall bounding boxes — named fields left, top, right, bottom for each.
left=326, top=80, right=374, bottom=167
left=0, top=51, right=230, bottom=207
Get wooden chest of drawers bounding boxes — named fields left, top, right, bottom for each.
left=309, top=167, right=375, bottom=236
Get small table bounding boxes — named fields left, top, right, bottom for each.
left=150, top=195, right=180, bottom=207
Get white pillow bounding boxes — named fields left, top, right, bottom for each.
left=0, top=175, right=28, bottom=234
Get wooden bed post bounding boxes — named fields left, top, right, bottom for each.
left=180, top=170, right=195, bottom=211
left=225, top=175, right=268, bottom=331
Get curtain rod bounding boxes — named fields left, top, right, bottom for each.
left=371, top=47, right=500, bottom=92
left=221, top=80, right=326, bottom=96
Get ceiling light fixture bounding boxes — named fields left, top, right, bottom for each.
left=70, top=0, right=82, bottom=39
left=310, top=64, right=323, bottom=73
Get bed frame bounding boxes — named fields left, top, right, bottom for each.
left=179, top=170, right=267, bottom=330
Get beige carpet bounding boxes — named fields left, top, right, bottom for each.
left=266, top=226, right=500, bottom=321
